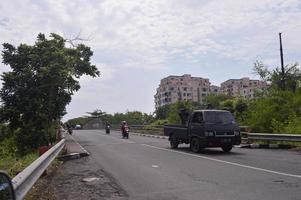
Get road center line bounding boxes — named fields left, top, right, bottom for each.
left=141, top=144, right=301, bottom=179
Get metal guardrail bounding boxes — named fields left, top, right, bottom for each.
left=12, top=138, right=65, bottom=200
left=247, top=133, right=301, bottom=142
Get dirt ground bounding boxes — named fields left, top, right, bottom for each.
left=25, top=157, right=128, bottom=200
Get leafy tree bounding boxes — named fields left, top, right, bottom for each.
left=253, top=61, right=301, bottom=92
left=154, top=104, right=171, bottom=119
left=247, top=61, right=301, bottom=133
left=86, top=109, right=107, bottom=118
left=203, top=94, right=232, bottom=109
left=234, top=98, right=248, bottom=122
left=245, top=91, right=301, bottom=133
left=65, top=117, right=90, bottom=128
left=0, top=33, right=99, bottom=153
left=167, top=101, right=195, bottom=124
left=220, top=99, right=235, bottom=113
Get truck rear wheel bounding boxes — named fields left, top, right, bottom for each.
left=190, top=137, right=201, bottom=153
left=221, top=145, right=233, bottom=152
left=170, top=136, right=179, bottom=149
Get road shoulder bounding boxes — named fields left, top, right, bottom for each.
left=52, top=156, right=128, bottom=200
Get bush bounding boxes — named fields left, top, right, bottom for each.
left=0, top=136, right=17, bottom=158
left=0, top=123, right=9, bottom=142
left=245, top=91, right=301, bottom=133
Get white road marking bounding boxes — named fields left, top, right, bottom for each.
left=152, top=165, right=159, bottom=168
left=82, top=177, right=100, bottom=182
left=141, top=144, right=301, bottom=179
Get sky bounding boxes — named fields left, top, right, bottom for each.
left=1, top=0, right=301, bottom=120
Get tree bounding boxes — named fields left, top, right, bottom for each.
left=86, top=109, right=107, bottom=118
left=234, top=98, right=248, bottom=122
left=65, top=117, right=90, bottom=128
left=253, top=61, right=301, bottom=92
left=154, top=104, right=171, bottom=119
left=220, top=99, right=235, bottom=113
left=167, top=101, right=195, bottom=124
left=0, top=33, right=99, bottom=153
left=203, top=94, right=232, bottom=109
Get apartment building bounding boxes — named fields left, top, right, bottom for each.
left=220, top=77, right=268, bottom=99
left=209, top=85, right=221, bottom=95
left=154, top=74, right=211, bottom=109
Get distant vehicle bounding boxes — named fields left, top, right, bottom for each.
left=164, top=110, right=241, bottom=153
left=75, top=124, right=82, bottom=130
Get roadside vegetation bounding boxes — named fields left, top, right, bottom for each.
left=66, top=109, right=155, bottom=128
left=0, top=33, right=99, bottom=175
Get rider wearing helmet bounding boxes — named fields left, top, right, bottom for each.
left=121, top=121, right=127, bottom=132
left=121, top=121, right=129, bottom=138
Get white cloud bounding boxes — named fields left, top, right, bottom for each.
left=1, top=0, right=301, bottom=68
left=1, top=0, right=301, bottom=118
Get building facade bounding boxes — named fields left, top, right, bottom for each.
left=220, top=77, right=268, bottom=99
left=154, top=74, right=212, bottom=109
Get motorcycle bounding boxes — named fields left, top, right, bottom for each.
left=105, top=125, right=110, bottom=134
left=122, top=125, right=129, bottom=139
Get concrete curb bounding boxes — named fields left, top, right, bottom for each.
left=132, top=133, right=168, bottom=140
left=238, top=143, right=293, bottom=149
left=57, top=153, right=81, bottom=161
left=63, top=134, right=90, bottom=160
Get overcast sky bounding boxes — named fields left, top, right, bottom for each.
left=1, top=0, right=301, bottom=120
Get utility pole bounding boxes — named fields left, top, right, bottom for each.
left=279, top=32, right=285, bottom=90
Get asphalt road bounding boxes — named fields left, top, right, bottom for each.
left=72, top=130, right=301, bottom=200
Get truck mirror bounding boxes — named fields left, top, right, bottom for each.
left=0, top=171, right=15, bottom=200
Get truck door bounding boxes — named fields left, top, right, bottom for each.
left=189, top=112, right=205, bottom=137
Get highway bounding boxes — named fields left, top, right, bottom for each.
left=72, top=129, right=301, bottom=200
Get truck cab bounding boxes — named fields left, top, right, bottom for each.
left=164, top=110, right=241, bottom=152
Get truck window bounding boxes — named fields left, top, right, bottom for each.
left=192, top=112, right=203, bottom=124
left=204, top=111, right=235, bottom=124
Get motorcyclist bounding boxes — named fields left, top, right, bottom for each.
left=121, top=121, right=129, bottom=138
left=66, top=123, right=72, bottom=135
left=105, top=122, right=110, bottom=134
left=121, top=121, right=127, bottom=132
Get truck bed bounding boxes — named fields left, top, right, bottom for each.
left=163, top=124, right=188, bottom=138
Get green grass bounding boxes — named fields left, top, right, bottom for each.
left=0, top=152, right=39, bottom=177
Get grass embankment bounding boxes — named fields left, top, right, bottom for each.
left=0, top=137, right=39, bottom=177
left=0, top=152, right=39, bottom=177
